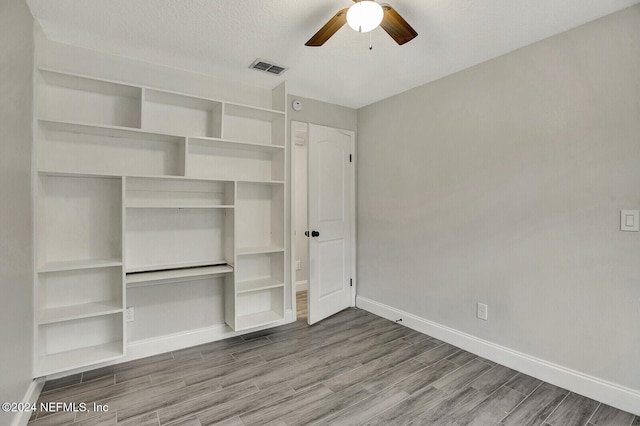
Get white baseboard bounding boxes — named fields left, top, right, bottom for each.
left=126, top=324, right=232, bottom=360
left=44, top=309, right=295, bottom=380
left=296, top=280, right=308, bottom=292
left=12, top=377, right=45, bottom=426
left=356, top=296, right=640, bottom=416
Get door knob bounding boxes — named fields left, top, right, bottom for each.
left=311, top=230, right=320, bottom=237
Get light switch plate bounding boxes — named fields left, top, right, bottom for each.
left=620, top=210, right=639, bottom=231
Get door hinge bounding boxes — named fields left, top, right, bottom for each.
left=350, top=278, right=353, bottom=287
left=349, top=154, right=352, bottom=163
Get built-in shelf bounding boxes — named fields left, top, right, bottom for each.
left=38, top=341, right=124, bottom=376
left=38, top=68, right=142, bottom=129
left=236, top=278, right=284, bottom=294
left=38, top=258, right=122, bottom=273
left=237, top=179, right=285, bottom=185
left=34, top=65, right=287, bottom=375
left=126, top=260, right=228, bottom=274
left=188, top=136, right=285, bottom=153
left=39, top=301, right=123, bottom=324
left=225, top=101, right=286, bottom=117
left=127, top=264, right=234, bottom=287
left=236, top=310, right=284, bottom=331
left=236, top=246, right=285, bottom=256
left=37, top=120, right=186, bottom=177
left=125, top=204, right=234, bottom=209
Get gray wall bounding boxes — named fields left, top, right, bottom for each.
left=288, top=95, right=358, bottom=132
left=288, top=95, right=357, bottom=288
left=0, top=0, right=35, bottom=421
left=357, top=4, right=640, bottom=391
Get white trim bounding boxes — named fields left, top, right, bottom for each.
left=296, top=280, right=308, bottom=292
left=349, top=131, right=356, bottom=307
left=356, top=296, right=640, bottom=416
left=12, top=378, right=45, bottom=426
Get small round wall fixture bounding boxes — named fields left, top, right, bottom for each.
left=292, top=99, right=303, bottom=111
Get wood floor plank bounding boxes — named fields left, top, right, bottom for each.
left=589, top=403, right=636, bottom=426
left=286, top=357, right=362, bottom=391
left=270, top=384, right=371, bottom=425
left=171, top=352, right=237, bottom=375
left=80, top=353, right=174, bottom=383
left=239, top=384, right=334, bottom=426
left=196, top=383, right=295, bottom=426
left=413, top=342, right=461, bottom=366
left=504, top=372, right=543, bottom=395
left=324, top=385, right=410, bottom=425
left=544, top=392, right=600, bottom=426
left=407, top=386, right=487, bottom=425
left=181, top=355, right=265, bottom=387
left=431, top=358, right=494, bottom=394
left=74, top=379, right=186, bottom=422
left=171, top=337, right=244, bottom=360
left=162, top=415, right=199, bottom=426
left=211, top=416, right=243, bottom=426
left=500, top=382, right=567, bottom=426
left=116, top=378, right=226, bottom=422
left=37, top=376, right=117, bottom=405
left=200, top=336, right=272, bottom=361
left=359, top=359, right=427, bottom=394
left=41, top=374, right=83, bottom=394
left=156, top=382, right=260, bottom=425
left=68, top=412, right=116, bottom=426
left=361, top=386, right=448, bottom=426
left=40, top=376, right=150, bottom=412
left=28, top=411, right=76, bottom=426
left=214, top=355, right=297, bottom=389
left=446, top=349, right=478, bottom=366
left=402, top=330, right=438, bottom=345
left=324, top=356, right=401, bottom=393
left=456, top=385, right=526, bottom=426
left=113, top=358, right=180, bottom=384
left=251, top=355, right=322, bottom=389
left=395, top=359, right=460, bottom=395
left=231, top=337, right=305, bottom=363
left=370, top=336, right=441, bottom=367
left=352, top=337, right=413, bottom=365
left=470, top=364, right=519, bottom=396
left=117, top=412, right=160, bottom=426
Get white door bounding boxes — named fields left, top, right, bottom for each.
left=307, top=124, right=354, bottom=324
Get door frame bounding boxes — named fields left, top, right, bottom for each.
left=290, top=121, right=357, bottom=320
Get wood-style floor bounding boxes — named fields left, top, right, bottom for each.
left=30, top=293, right=638, bottom=426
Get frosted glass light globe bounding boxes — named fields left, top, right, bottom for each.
left=346, top=1, right=384, bottom=33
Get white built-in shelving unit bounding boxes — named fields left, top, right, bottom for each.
left=34, top=67, right=287, bottom=375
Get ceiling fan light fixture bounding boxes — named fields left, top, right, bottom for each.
left=346, top=1, right=384, bottom=33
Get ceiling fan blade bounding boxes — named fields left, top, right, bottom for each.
left=380, top=4, right=418, bottom=45
left=305, top=8, right=349, bottom=46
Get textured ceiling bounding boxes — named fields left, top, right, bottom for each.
left=26, top=0, right=640, bottom=109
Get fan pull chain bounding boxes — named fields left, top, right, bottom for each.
left=369, top=31, right=373, bottom=50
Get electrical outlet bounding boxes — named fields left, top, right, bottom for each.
left=477, top=303, right=488, bottom=321
left=295, top=260, right=301, bottom=270
left=125, top=307, right=135, bottom=322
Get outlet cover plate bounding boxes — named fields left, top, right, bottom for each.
left=620, top=210, right=639, bottom=231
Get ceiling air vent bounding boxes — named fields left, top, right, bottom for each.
left=249, top=58, right=288, bottom=76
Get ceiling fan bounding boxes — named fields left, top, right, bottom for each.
left=305, top=0, right=418, bottom=47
